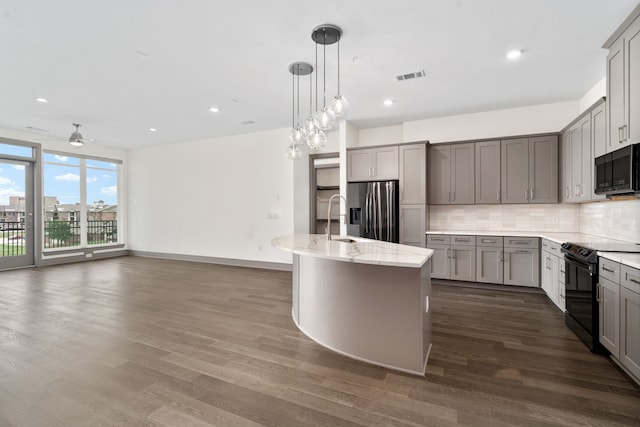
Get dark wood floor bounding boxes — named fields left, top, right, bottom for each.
left=1, top=257, right=639, bottom=426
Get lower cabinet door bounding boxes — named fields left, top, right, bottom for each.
left=428, top=244, right=450, bottom=279
left=503, top=248, right=539, bottom=287
left=599, top=277, right=620, bottom=357
left=476, top=246, right=503, bottom=284
left=450, top=245, right=476, bottom=282
left=620, top=286, right=640, bottom=379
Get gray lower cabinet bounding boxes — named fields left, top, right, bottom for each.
left=427, top=235, right=475, bottom=281
left=599, top=276, right=621, bottom=357
left=450, top=236, right=476, bottom=282
left=620, top=264, right=640, bottom=381
left=476, top=236, right=504, bottom=284
left=399, top=204, right=426, bottom=247
left=541, top=239, right=564, bottom=310
left=503, top=237, right=540, bottom=287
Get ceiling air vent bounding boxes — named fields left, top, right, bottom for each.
left=241, top=120, right=255, bottom=125
left=26, top=126, right=49, bottom=132
left=396, top=70, right=426, bottom=81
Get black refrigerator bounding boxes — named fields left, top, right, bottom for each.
left=346, top=181, right=399, bottom=243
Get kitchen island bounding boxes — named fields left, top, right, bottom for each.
left=272, top=234, right=433, bottom=375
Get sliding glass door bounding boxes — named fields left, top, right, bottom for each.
left=0, top=159, right=34, bottom=269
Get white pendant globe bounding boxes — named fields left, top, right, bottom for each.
left=285, top=144, right=301, bottom=160
left=303, top=116, right=316, bottom=135
left=289, top=126, right=306, bottom=145
left=329, top=94, right=348, bottom=118
left=306, top=129, right=327, bottom=151
left=313, top=107, right=336, bottom=131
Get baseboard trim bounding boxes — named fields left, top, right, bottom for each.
left=129, top=250, right=292, bottom=271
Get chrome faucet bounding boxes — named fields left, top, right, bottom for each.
left=327, top=194, right=346, bottom=241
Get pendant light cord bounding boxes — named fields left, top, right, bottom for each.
left=291, top=68, right=294, bottom=128
left=315, top=37, right=318, bottom=113
left=323, top=30, right=327, bottom=108
left=337, top=36, right=341, bottom=94
left=296, top=69, right=300, bottom=127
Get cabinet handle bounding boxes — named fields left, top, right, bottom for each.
left=372, top=167, right=376, bottom=176
left=514, top=250, right=529, bottom=254
left=596, top=284, right=600, bottom=302
left=482, top=239, right=497, bottom=243
left=452, top=191, right=456, bottom=202
left=575, top=184, right=579, bottom=197
left=455, top=238, right=470, bottom=242
left=451, top=249, right=456, bottom=259
left=530, top=188, right=534, bottom=200
left=565, top=186, right=569, bottom=199
left=448, top=192, right=451, bottom=202
left=497, top=189, right=500, bottom=201
left=524, top=189, right=528, bottom=200
left=447, top=248, right=450, bottom=259
left=432, top=237, right=445, bottom=241
left=498, top=250, right=503, bottom=262
left=512, top=241, right=529, bottom=245
left=602, top=266, right=615, bottom=273
left=618, top=126, right=625, bottom=143
left=368, top=167, right=372, bottom=177
left=629, top=277, right=640, bottom=285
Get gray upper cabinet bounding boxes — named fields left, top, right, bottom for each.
left=560, top=99, right=605, bottom=203
left=501, top=138, right=530, bottom=203
left=501, top=136, right=558, bottom=204
left=475, top=140, right=501, bottom=204
left=428, top=145, right=451, bottom=204
left=347, top=146, right=399, bottom=182
left=429, top=143, right=474, bottom=204
left=607, top=37, right=626, bottom=152
left=606, top=10, right=640, bottom=151
left=529, top=135, right=558, bottom=203
left=399, top=144, right=426, bottom=204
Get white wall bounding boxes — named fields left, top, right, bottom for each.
left=358, top=125, right=402, bottom=147
left=127, top=128, right=295, bottom=265
left=579, top=76, right=606, bottom=113
left=402, top=101, right=580, bottom=144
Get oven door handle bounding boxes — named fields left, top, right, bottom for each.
left=563, top=253, right=595, bottom=276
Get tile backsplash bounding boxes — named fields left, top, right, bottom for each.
left=579, top=199, right=640, bottom=243
left=429, top=204, right=580, bottom=232
left=429, top=199, right=640, bottom=243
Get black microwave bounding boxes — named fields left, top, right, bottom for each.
left=594, top=143, right=640, bottom=195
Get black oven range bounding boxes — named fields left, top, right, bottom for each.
left=561, top=241, right=640, bottom=353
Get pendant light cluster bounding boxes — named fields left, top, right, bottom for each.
left=285, top=24, right=348, bottom=160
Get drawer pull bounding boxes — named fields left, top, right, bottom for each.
left=482, top=239, right=497, bottom=243
left=630, top=278, right=640, bottom=285
left=432, top=237, right=445, bottom=241
left=602, top=266, right=615, bottom=273
left=455, top=238, right=470, bottom=242
left=513, top=241, right=529, bottom=245
left=514, top=250, right=529, bottom=254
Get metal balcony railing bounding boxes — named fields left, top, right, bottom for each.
left=0, top=221, right=25, bottom=256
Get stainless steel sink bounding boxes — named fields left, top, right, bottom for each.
left=332, top=238, right=357, bottom=244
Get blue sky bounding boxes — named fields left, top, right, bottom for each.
left=0, top=146, right=117, bottom=206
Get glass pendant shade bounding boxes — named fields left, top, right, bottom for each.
left=313, top=107, right=336, bottom=131
left=303, top=116, right=316, bottom=135
left=329, top=94, right=348, bottom=118
left=306, top=128, right=327, bottom=150
left=285, top=144, right=302, bottom=160
left=289, top=126, right=306, bottom=145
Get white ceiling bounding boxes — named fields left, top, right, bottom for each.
left=1, top=0, right=638, bottom=150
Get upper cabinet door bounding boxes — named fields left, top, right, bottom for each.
left=429, top=145, right=451, bottom=204
left=607, top=37, right=626, bottom=152
left=399, top=144, right=426, bottom=204
left=501, top=138, right=529, bottom=204
left=371, top=146, right=399, bottom=180
left=561, top=129, right=572, bottom=202
left=475, top=140, right=501, bottom=204
left=626, top=16, right=640, bottom=147
left=529, top=135, right=558, bottom=203
left=450, top=143, right=475, bottom=204
left=347, top=150, right=372, bottom=182
left=592, top=101, right=607, bottom=158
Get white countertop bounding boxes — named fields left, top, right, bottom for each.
left=272, top=234, right=433, bottom=268
left=598, top=252, right=640, bottom=270
left=426, top=230, right=632, bottom=245
left=426, top=230, right=640, bottom=268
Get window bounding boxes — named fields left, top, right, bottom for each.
left=43, top=152, right=121, bottom=250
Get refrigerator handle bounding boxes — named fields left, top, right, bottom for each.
left=387, top=182, right=392, bottom=242
left=377, top=182, right=382, bottom=240
left=365, top=183, right=371, bottom=235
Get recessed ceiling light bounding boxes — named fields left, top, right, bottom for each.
left=209, top=107, right=220, bottom=113
left=384, top=99, right=394, bottom=106
left=149, top=128, right=157, bottom=132
left=506, top=49, right=522, bottom=60
left=35, top=97, right=48, bottom=103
